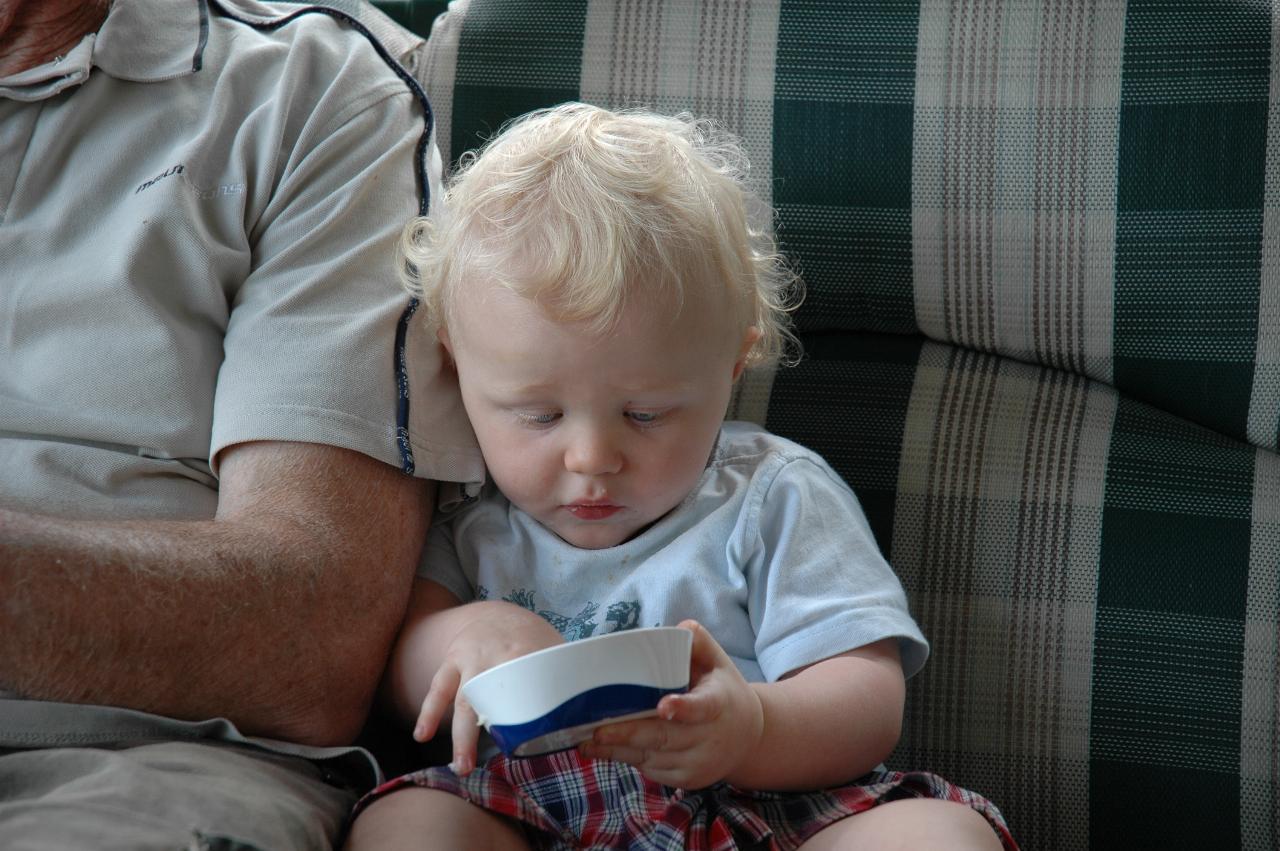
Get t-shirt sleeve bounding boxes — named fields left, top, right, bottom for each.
left=747, top=454, right=930, bottom=682
left=416, top=517, right=474, bottom=604
left=210, top=43, right=482, bottom=484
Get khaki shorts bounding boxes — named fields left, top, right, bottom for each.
left=0, top=741, right=356, bottom=850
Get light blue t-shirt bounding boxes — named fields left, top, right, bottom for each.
left=419, top=421, right=929, bottom=682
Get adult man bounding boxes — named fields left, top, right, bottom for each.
left=0, top=0, right=482, bottom=846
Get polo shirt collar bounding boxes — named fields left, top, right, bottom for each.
left=0, top=0, right=205, bottom=102
left=96, top=0, right=207, bottom=81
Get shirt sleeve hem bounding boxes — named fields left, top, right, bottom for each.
left=756, top=608, right=931, bottom=683
left=210, top=403, right=485, bottom=484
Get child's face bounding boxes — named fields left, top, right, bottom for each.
left=445, top=282, right=755, bottom=550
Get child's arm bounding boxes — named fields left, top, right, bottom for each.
left=383, top=577, right=565, bottom=773
left=728, top=636, right=903, bottom=790
left=579, top=620, right=904, bottom=791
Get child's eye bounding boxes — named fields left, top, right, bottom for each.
left=626, top=410, right=663, bottom=425
left=516, top=411, right=561, bottom=427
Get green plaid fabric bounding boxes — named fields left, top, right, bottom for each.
left=393, top=1, right=1280, bottom=848
left=773, top=338, right=1279, bottom=850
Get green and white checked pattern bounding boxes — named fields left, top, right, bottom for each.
left=1093, top=397, right=1256, bottom=846
left=403, top=1, right=1280, bottom=847
left=767, top=337, right=1278, bottom=849
left=881, top=341, right=1107, bottom=851
left=774, top=0, right=920, bottom=335
left=579, top=0, right=781, bottom=211
left=1114, top=0, right=1271, bottom=451
left=912, top=0, right=1126, bottom=381
left=1256, top=5, right=1280, bottom=451
left=1243, top=453, right=1280, bottom=848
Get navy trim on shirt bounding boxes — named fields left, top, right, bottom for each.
left=193, top=0, right=209, bottom=71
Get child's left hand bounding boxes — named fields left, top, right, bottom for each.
left=578, top=619, right=763, bottom=789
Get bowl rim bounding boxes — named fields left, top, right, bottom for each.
left=465, top=625, right=691, bottom=684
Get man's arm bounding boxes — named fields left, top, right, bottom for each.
left=0, top=440, right=432, bottom=747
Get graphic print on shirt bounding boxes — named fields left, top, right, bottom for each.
left=477, top=586, right=642, bottom=639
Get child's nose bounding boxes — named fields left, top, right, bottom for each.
left=564, top=427, right=623, bottom=476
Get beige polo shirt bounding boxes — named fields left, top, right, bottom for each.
left=0, top=0, right=482, bottom=522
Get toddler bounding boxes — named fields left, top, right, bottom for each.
left=345, top=103, right=1017, bottom=850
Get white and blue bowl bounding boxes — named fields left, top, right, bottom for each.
left=461, top=626, right=693, bottom=758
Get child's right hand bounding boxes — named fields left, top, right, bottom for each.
left=412, top=602, right=564, bottom=775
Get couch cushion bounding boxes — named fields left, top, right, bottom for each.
left=768, top=333, right=1280, bottom=850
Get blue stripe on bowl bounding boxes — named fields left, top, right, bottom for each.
left=489, top=683, right=687, bottom=757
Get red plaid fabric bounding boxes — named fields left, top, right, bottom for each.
left=353, top=751, right=1019, bottom=850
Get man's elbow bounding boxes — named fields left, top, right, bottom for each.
left=251, top=650, right=389, bottom=747
left=237, top=600, right=409, bottom=747
left=288, top=697, right=375, bottom=748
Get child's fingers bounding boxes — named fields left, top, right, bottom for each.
left=680, top=619, right=733, bottom=676
left=637, top=760, right=717, bottom=790
left=589, top=717, right=700, bottom=752
left=449, top=693, right=481, bottom=776
left=414, top=664, right=461, bottom=741
left=581, top=739, right=715, bottom=789
left=657, top=689, right=718, bottom=724
left=581, top=742, right=658, bottom=768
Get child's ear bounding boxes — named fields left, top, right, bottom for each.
left=732, top=326, right=763, bottom=382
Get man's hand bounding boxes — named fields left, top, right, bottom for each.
left=0, top=441, right=432, bottom=746
left=578, top=620, right=764, bottom=789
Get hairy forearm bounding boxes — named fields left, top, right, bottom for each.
left=726, top=643, right=905, bottom=791
left=0, top=444, right=432, bottom=746
left=4, top=512, right=356, bottom=729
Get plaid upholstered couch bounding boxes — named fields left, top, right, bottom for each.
left=375, top=1, right=1280, bottom=848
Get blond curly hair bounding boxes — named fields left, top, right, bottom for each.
left=398, top=102, right=801, bottom=367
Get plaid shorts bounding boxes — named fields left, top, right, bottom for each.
left=353, top=751, right=1019, bottom=850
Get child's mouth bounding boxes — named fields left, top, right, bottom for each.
left=564, top=503, right=622, bottom=520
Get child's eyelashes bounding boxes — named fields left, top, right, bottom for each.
left=509, top=409, right=670, bottom=428
left=514, top=411, right=561, bottom=427
left=625, top=410, right=665, bottom=426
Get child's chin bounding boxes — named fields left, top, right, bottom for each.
left=555, top=524, right=634, bottom=550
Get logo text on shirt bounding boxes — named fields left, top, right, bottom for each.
left=189, top=180, right=246, bottom=201
left=135, top=164, right=184, bottom=194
